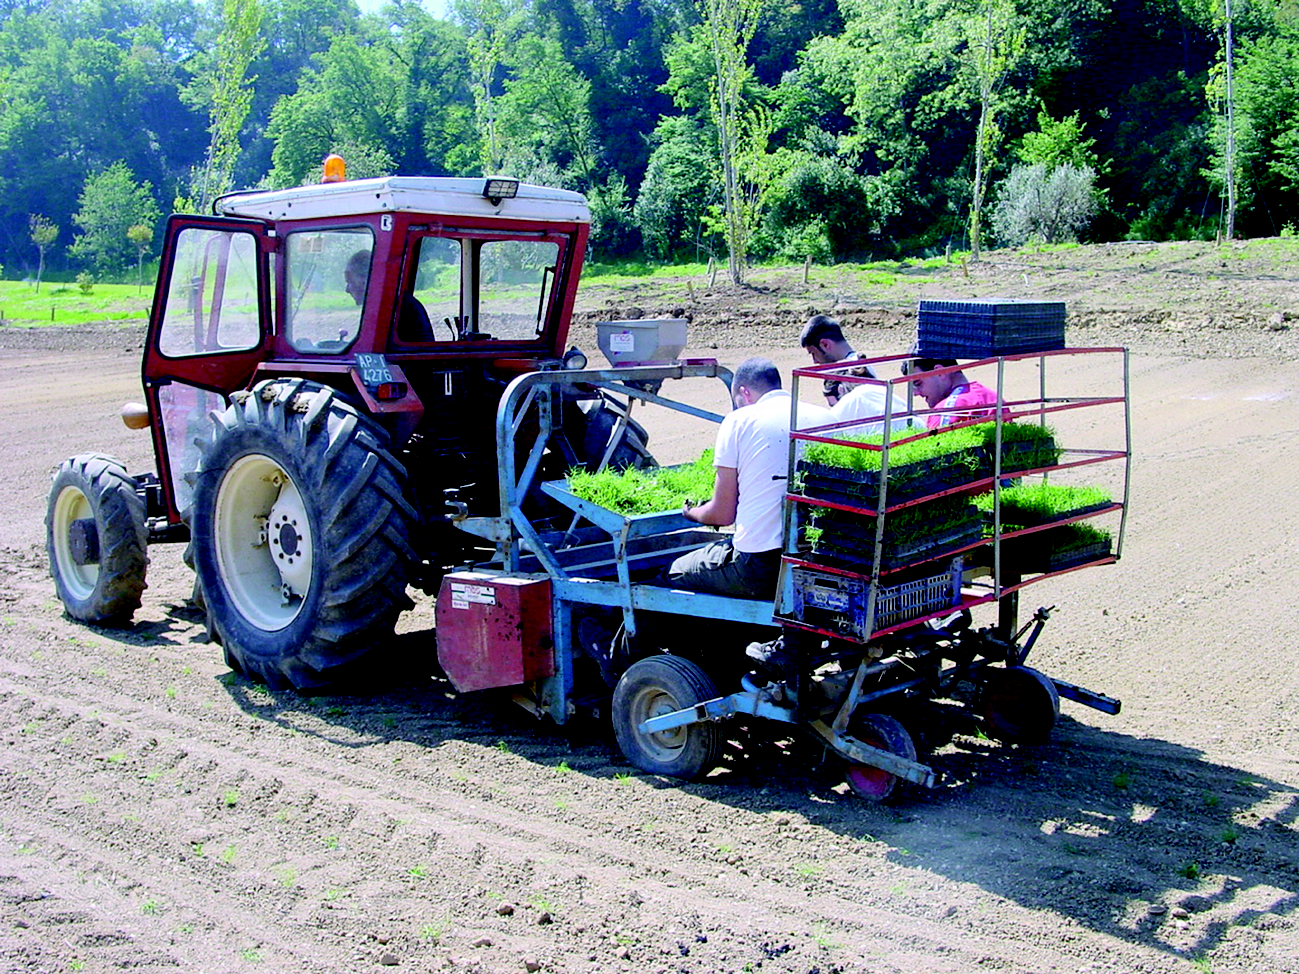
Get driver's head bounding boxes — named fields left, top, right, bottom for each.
left=344, top=250, right=371, bottom=305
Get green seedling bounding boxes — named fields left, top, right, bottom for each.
left=90, top=667, right=107, bottom=677
left=1220, top=825, right=1239, bottom=844
left=322, top=835, right=339, bottom=850
left=324, top=705, right=345, bottom=716
left=1112, top=771, right=1132, bottom=790
left=812, top=922, right=842, bottom=950
left=409, top=864, right=429, bottom=879
left=794, top=862, right=824, bottom=878
left=80, top=793, right=98, bottom=805
left=222, top=788, right=239, bottom=807
left=554, top=798, right=569, bottom=811
left=277, top=865, right=298, bottom=888
left=494, top=740, right=510, bottom=753
left=1204, top=793, right=1220, bottom=807
left=1178, top=861, right=1203, bottom=880
left=556, top=759, right=572, bottom=774
left=106, top=751, right=127, bottom=764
left=324, top=888, right=345, bottom=902
left=566, top=449, right=716, bottom=515
left=141, top=899, right=159, bottom=914
left=240, top=947, right=262, bottom=963
left=221, top=845, right=238, bottom=864
left=70, top=961, right=85, bottom=972
left=191, top=842, right=205, bottom=857
left=974, top=482, right=1111, bottom=525
left=165, top=686, right=177, bottom=699
left=613, top=772, right=632, bottom=784
left=421, top=920, right=447, bottom=943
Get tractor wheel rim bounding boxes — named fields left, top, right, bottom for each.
left=635, top=687, right=685, bottom=761
left=52, top=484, right=96, bottom=599
left=214, top=454, right=310, bottom=631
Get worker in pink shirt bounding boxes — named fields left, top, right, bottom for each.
left=905, top=357, right=1006, bottom=429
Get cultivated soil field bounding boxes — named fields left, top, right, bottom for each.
left=1, top=240, right=1297, bottom=974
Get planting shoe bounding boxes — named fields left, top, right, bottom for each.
left=746, top=636, right=796, bottom=683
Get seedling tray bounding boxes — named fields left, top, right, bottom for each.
left=994, top=436, right=1060, bottom=473
left=1002, top=535, right=1113, bottom=574
left=916, top=299, right=1066, bottom=358
left=808, top=521, right=985, bottom=572
left=796, top=448, right=989, bottom=505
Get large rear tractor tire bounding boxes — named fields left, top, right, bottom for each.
left=189, top=380, right=416, bottom=690
left=612, top=655, right=722, bottom=780
left=46, top=454, right=148, bottom=625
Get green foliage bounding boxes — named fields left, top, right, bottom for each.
left=1015, top=105, right=1101, bottom=171
left=195, top=0, right=265, bottom=210
left=992, top=163, right=1099, bottom=246
left=760, top=149, right=901, bottom=261
left=69, top=163, right=161, bottom=277
left=76, top=272, right=95, bottom=294
left=634, top=117, right=719, bottom=259
left=566, top=450, right=716, bottom=515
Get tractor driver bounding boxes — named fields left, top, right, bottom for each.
left=667, top=358, right=831, bottom=599
left=345, top=249, right=436, bottom=342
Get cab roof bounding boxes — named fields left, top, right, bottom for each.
left=214, top=176, right=591, bottom=225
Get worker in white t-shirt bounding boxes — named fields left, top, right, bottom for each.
left=829, top=376, right=912, bottom=436
left=668, top=358, right=830, bottom=598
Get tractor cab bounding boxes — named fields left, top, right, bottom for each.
left=139, top=174, right=593, bottom=528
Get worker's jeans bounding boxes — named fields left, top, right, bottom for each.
left=665, top=539, right=781, bottom=599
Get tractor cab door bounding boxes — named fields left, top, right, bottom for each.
left=142, top=216, right=274, bottom=522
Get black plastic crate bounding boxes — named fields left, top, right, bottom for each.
left=916, top=299, right=1066, bottom=358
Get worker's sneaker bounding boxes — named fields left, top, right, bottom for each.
left=746, top=636, right=795, bottom=681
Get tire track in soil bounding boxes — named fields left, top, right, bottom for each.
left=0, top=618, right=1250, bottom=974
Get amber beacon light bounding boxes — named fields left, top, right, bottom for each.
left=321, top=154, right=347, bottom=183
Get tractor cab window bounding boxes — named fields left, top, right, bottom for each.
left=397, top=235, right=560, bottom=344
left=285, top=228, right=372, bottom=354
left=157, top=228, right=261, bottom=357
left=478, top=239, right=559, bottom=341
left=404, top=236, right=461, bottom=342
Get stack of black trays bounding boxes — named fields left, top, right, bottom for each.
left=916, top=299, right=1066, bottom=358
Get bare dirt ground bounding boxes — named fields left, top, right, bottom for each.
left=1, top=241, right=1297, bottom=974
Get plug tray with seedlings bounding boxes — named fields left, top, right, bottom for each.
left=1001, top=522, right=1114, bottom=573
left=795, top=424, right=990, bottom=505
left=801, top=497, right=982, bottom=571
left=974, top=482, right=1114, bottom=527
left=564, top=450, right=716, bottom=516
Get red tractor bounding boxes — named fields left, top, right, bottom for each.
left=46, top=173, right=648, bottom=690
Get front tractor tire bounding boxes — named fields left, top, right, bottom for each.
left=189, top=380, right=416, bottom=690
left=46, top=454, right=148, bottom=625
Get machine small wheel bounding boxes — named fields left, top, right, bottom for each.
left=845, top=713, right=916, bottom=803
left=612, top=655, right=722, bottom=781
left=978, top=665, right=1060, bottom=744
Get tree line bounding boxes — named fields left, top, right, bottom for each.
left=2, top=0, right=1296, bottom=285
